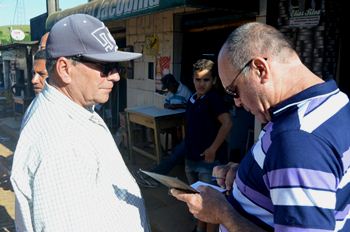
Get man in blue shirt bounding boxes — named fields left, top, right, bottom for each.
left=162, top=73, right=192, bottom=109
left=171, top=22, right=350, bottom=232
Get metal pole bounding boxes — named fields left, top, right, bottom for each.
left=46, top=0, right=59, bottom=15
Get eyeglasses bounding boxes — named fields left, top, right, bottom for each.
left=69, top=56, right=119, bottom=76
left=225, top=59, right=253, bottom=98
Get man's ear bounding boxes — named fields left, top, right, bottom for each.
left=55, top=57, right=73, bottom=84
left=252, top=57, right=269, bottom=84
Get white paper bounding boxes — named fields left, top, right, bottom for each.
left=191, top=181, right=226, bottom=193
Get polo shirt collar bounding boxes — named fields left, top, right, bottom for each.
left=269, top=79, right=339, bottom=120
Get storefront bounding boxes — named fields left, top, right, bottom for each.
left=46, top=0, right=260, bottom=132
left=0, top=42, right=37, bottom=115
left=267, top=0, right=346, bottom=94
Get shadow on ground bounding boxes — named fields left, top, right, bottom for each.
left=0, top=205, right=15, bottom=232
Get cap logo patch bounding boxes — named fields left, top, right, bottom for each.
left=91, top=26, right=116, bottom=52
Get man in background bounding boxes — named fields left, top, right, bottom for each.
left=31, top=32, right=49, bottom=95
left=162, top=73, right=192, bottom=109
left=31, top=49, right=48, bottom=95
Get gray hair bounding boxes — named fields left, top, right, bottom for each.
left=222, top=22, right=295, bottom=72
left=46, top=59, right=57, bottom=74
left=46, top=57, right=78, bottom=74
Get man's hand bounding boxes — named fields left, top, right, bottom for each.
left=171, top=186, right=267, bottom=232
left=212, top=162, right=239, bottom=191
left=201, top=147, right=216, bottom=163
left=170, top=186, right=229, bottom=224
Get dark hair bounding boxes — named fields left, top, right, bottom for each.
left=34, top=50, right=46, bottom=60
left=192, top=59, right=218, bottom=79
left=161, top=74, right=179, bottom=90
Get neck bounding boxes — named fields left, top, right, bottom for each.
left=275, top=59, right=324, bottom=104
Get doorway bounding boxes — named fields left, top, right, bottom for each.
left=180, top=28, right=234, bottom=91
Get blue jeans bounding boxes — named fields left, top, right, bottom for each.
left=185, top=159, right=220, bottom=185
left=150, top=140, right=186, bottom=174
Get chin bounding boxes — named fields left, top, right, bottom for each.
left=97, top=97, right=110, bottom=104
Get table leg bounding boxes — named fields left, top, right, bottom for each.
left=153, top=121, right=162, bottom=164
left=126, top=112, right=134, bottom=163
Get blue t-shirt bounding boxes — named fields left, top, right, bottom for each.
left=185, top=89, right=230, bottom=163
left=228, top=80, right=350, bottom=231
left=164, top=83, right=192, bottom=105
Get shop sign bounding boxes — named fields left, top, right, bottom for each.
left=288, top=0, right=321, bottom=28
left=47, top=0, right=188, bottom=29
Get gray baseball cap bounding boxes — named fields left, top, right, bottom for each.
left=46, top=14, right=142, bottom=62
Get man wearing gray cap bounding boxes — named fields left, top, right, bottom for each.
left=11, top=14, right=150, bottom=232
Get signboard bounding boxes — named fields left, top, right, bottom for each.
left=288, top=0, right=321, bottom=28
left=11, top=29, right=26, bottom=41
left=46, top=0, right=239, bottom=30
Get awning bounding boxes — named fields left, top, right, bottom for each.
left=0, top=41, right=38, bottom=51
left=46, top=0, right=252, bottom=30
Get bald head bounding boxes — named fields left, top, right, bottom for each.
left=39, top=32, right=49, bottom=51
left=220, top=22, right=296, bottom=71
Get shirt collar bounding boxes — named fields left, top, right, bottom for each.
left=269, top=79, right=339, bottom=120
left=42, top=83, right=103, bottom=125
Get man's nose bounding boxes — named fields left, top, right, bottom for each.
left=107, top=72, right=120, bottom=82
left=31, top=73, right=40, bottom=84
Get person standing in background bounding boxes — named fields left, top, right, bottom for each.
left=31, top=49, right=48, bottom=95
left=185, top=58, right=232, bottom=232
left=31, top=32, right=49, bottom=95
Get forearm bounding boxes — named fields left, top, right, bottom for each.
left=210, top=121, right=232, bottom=152
left=220, top=203, right=267, bottom=232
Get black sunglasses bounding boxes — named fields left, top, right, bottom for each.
left=225, top=58, right=267, bottom=99
left=69, top=56, right=119, bottom=76
left=225, top=59, right=253, bottom=98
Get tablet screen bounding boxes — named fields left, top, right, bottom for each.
left=139, top=169, right=199, bottom=193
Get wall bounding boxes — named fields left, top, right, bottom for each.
left=126, top=11, right=173, bottom=108
left=125, top=7, right=195, bottom=108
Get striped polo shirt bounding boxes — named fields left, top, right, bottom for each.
left=226, top=80, right=350, bottom=231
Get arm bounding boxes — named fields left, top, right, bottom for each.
left=203, top=112, right=232, bottom=162
left=171, top=187, right=266, bottom=232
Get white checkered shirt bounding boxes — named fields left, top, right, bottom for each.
left=11, top=83, right=150, bottom=232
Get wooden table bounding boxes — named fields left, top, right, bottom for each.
left=125, top=106, right=185, bottom=164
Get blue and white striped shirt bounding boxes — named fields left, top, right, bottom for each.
left=164, top=83, right=192, bottom=105
left=11, top=83, right=150, bottom=232
left=226, top=80, right=350, bottom=232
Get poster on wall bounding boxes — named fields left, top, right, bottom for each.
left=155, top=56, right=171, bottom=94
left=288, top=0, right=321, bottom=27
left=144, top=35, right=159, bottom=56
